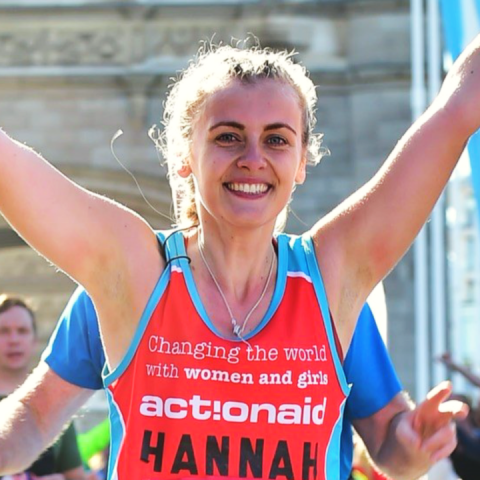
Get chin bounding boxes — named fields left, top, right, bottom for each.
left=8, top=361, right=27, bottom=371
left=229, top=218, right=278, bottom=232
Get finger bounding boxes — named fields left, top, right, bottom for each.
left=430, top=437, right=458, bottom=464
left=421, top=422, right=456, bottom=453
left=413, top=381, right=454, bottom=434
left=417, top=408, right=458, bottom=438
left=439, top=399, right=469, bottom=419
left=426, top=380, right=452, bottom=404
left=418, top=399, right=469, bottom=436
left=428, top=427, right=458, bottom=464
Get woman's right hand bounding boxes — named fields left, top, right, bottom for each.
left=435, top=33, right=480, bottom=138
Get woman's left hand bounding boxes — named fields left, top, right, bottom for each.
left=396, top=381, right=468, bottom=464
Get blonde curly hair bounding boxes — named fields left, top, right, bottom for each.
left=150, top=41, right=326, bottom=230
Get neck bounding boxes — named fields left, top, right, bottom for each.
left=196, top=223, right=276, bottom=301
left=191, top=222, right=278, bottom=338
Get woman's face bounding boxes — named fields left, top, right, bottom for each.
left=184, top=78, right=307, bottom=231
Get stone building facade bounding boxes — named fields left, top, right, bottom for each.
left=0, top=0, right=416, bottom=393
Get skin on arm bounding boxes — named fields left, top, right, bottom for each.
left=355, top=381, right=468, bottom=480
left=0, top=131, right=155, bottom=287
left=0, top=362, right=92, bottom=475
left=353, top=392, right=413, bottom=478
left=312, top=34, right=480, bottom=351
left=0, top=131, right=163, bottom=368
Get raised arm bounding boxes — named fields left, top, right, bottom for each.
left=0, top=362, right=92, bottom=475
left=0, top=130, right=158, bottom=288
left=0, top=131, right=164, bottom=365
left=313, top=35, right=480, bottom=340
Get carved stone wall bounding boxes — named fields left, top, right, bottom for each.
left=0, top=0, right=417, bottom=393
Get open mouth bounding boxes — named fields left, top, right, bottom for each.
left=224, top=182, right=271, bottom=195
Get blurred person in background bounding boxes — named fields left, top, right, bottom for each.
left=0, top=294, right=86, bottom=480
left=350, top=434, right=389, bottom=480
left=439, top=355, right=480, bottom=480
left=77, top=417, right=110, bottom=480
left=448, top=395, right=480, bottom=480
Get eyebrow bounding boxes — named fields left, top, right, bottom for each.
left=209, top=121, right=297, bottom=136
left=209, top=121, right=244, bottom=131
left=265, top=123, right=297, bottom=135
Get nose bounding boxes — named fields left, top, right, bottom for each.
left=236, top=141, right=267, bottom=171
left=8, top=333, right=20, bottom=344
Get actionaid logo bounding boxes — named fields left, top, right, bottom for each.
left=139, top=394, right=327, bottom=425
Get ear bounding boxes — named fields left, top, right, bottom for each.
left=177, top=160, right=192, bottom=178
left=295, top=156, right=307, bottom=184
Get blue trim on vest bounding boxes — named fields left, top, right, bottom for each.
left=301, top=234, right=350, bottom=396
left=176, top=231, right=287, bottom=341
left=283, top=232, right=310, bottom=273
left=105, top=387, right=125, bottom=480
left=103, top=231, right=171, bottom=386
left=325, top=397, right=348, bottom=480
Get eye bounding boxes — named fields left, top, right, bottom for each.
left=216, top=133, right=240, bottom=144
left=266, top=135, right=288, bottom=146
left=267, top=135, right=288, bottom=147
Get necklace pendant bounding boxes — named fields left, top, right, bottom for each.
left=198, top=239, right=276, bottom=342
left=232, top=320, right=242, bottom=337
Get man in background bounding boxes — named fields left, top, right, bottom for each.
left=0, top=294, right=86, bottom=480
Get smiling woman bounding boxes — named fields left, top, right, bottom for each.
left=0, top=36, right=480, bottom=479
left=186, top=78, right=307, bottom=236
left=154, top=45, right=324, bottom=233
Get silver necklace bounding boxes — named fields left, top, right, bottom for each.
left=198, top=240, right=275, bottom=338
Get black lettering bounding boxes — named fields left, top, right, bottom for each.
left=140, top=430, right=164, bottom=472
left=239, top=437, right=264, bottom=478
left=206, top=435, right=229, bottom=476
left=269, top=440, right=293, bottom=480
left=302, top=442, right=318, bottom=480
left=171, top=434, right=198, bottom=475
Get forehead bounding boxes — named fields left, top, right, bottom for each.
left=199, top=78, right=303, bottom=128
left=0, top=306, right=34, bottom=331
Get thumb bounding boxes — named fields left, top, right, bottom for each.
left=395, top=411, right=421, bottom=449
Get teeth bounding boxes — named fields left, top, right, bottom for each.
left=227, top=183, right=268, bottom=194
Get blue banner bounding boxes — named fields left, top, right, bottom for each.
left=439, top=0, right=480, bottom=207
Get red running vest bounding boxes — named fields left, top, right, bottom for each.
left=105, top=232, right=349, bottom=480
